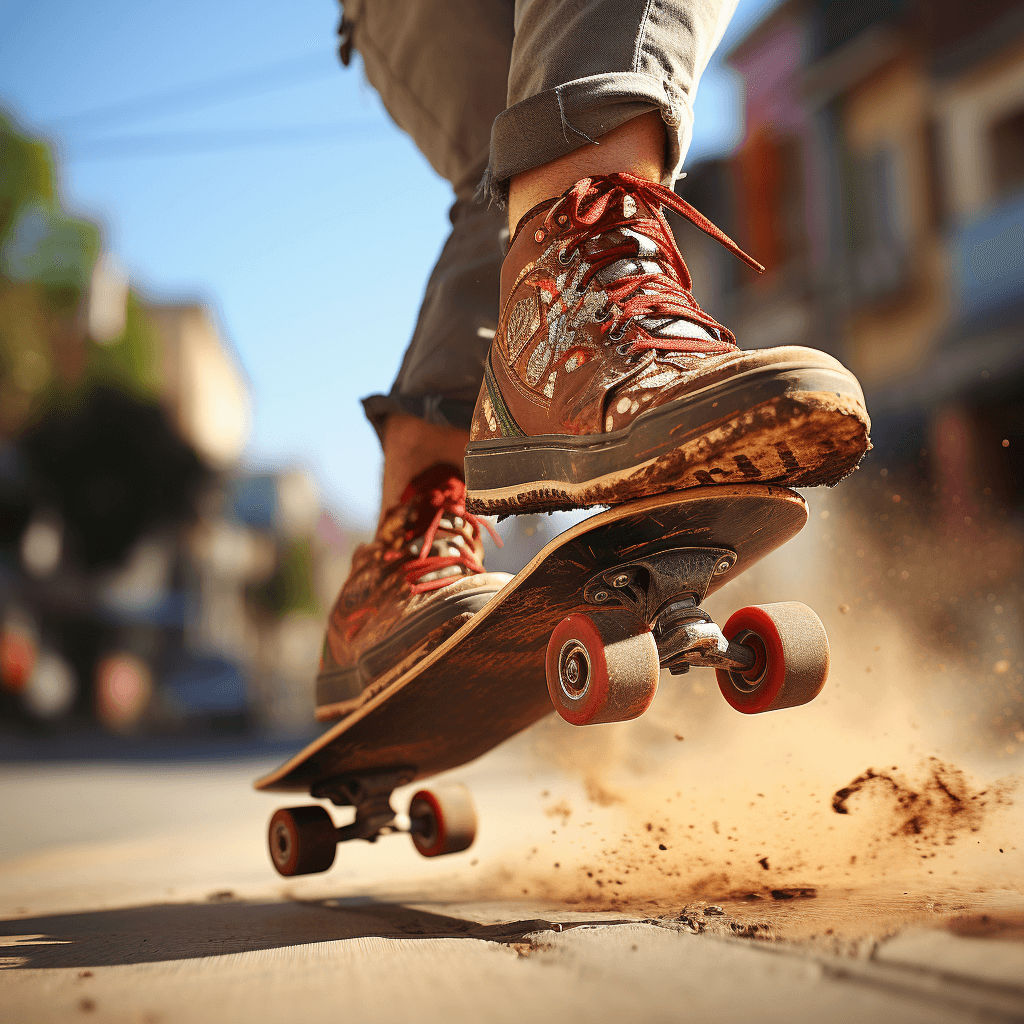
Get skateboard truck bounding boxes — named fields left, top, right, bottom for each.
left=582, top=547, right=756, bottom=673
left=311, top=770, right=413, bottom=843
left=654, top=598, right=758, bottom=675
left=268, top=770, right=479, bottom=877
left=548, top=546, right=829, bottom=727
left=583, top=546, right=737, bottom=622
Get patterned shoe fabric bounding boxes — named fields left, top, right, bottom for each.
left=315, top=463, right=510, bottom=721
left=466, top=173, right=870, bottom=515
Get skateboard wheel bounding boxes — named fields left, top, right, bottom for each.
left=545, top=612, right=659, bottom=726
left=409, top=785, right=477, bottom=857
left=268, top=806, right=337, bottom=876
left=716, top=602, right=829, bottom=714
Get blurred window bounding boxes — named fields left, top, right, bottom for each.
left=923, top=118, right=949, bottom=231
left=812, top=0, right=909, bottom=59
left=990, top=107, right=1024, bottom=200
left=846, top=145, right=910, bottom=301
left=737, top=132, right=807, bottom=277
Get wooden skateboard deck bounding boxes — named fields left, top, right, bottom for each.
left=255, top=484, right=806, bottom=794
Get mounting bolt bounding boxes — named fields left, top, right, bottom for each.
left=714, top=559, right=731, bottom=575
left=610, top=573, right=630, bottom=588
left=593, top=590, right=609, bottom=603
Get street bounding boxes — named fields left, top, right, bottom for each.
left=2, top=701, right=1021, bottom=1023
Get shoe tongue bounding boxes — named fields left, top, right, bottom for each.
left=586, top=228, right=719, bottom=346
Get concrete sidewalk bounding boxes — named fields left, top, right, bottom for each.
left=1, top=746, right=1022, bottom=1024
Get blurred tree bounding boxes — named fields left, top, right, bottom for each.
left=0, top=112, right=54, bottom=240
left=1, top=113, right=99, bottom=434
left=86, top=290, right=161, bottom=400
left=248, top=537, right=320, bottom=619
left=1, top=112, right=207, bottom=570
left=19, top=386, right=206, bottom=571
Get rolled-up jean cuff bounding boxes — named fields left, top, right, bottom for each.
left=362, top=393, right=479, bottom=445
left=480, top=73, right=693, bottom=209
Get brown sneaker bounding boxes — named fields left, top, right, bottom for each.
left=465, top=172, right=870, bottom=515
left=315, top=464, right=510, bottom=722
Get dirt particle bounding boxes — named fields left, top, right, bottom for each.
left=771, top=887, right=817, bottom=900
left=78, top=970, right=93, bottom=979
left=544, top=800, right=572, bottom=824
left=948, top=911, right=1024, bottom=940
left=78, top=999, right=96, bottom=1013
left=758, top=857, right=770, bottom=870
left=206, top=890, right=235, bottom=902
left=831, top=759, right=1011, bottom=847
left=658, top=844, right=667, bottom=851
left=585, top=778, right=623, bottom=807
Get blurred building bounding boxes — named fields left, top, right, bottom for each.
left=676, top=0, right=1024, bottom=513
left=1, top=115, right=358, bottom=738
left=146, top=303, right=250, bottom=470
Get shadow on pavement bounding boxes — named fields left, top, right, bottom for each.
left=0, top=898, right=570, bottom=969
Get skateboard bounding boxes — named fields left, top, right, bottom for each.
left=256, top=484, right=829, bottom=876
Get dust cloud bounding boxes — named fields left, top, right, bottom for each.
left=466, top=482, right=1024, bottom=939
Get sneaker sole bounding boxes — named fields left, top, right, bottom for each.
left=464, top=363, right=870, bottom=515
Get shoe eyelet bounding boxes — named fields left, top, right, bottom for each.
left=534, top=229, right=546, bottom=243
left=609, top=327, right=626, bottom=341
left=557, top=214, right=569, bottom=226
left=615, top=343, right=631, bottom=356
left=594, top=308, right=610, bottom=323
left=558, top=249, right=574, bottom=266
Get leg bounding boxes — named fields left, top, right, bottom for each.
left=488, top=0, right=741, bottom=212
left=314, top=0, right=514, bottom=721
left=345, top=0, right=513, bottom=501
left=362, top=198, right=507, bottom=521
left=508, top=110, right=667, bottom=233
left=379, top=414, right=468, bottom=522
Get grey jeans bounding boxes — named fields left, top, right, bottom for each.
left=345, top=0, right=737, bottom=438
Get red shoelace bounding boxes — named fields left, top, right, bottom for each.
left=540, top=172, right=764, bottom=355
left=385, top=469, right=501, bottom=594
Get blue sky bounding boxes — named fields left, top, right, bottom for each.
left=1, top=0, right=774, bottom=529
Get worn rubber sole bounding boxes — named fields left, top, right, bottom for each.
left=464, top=365, right=870, bottom=516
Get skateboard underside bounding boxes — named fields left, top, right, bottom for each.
left=256, top=484, right=806, bottom=794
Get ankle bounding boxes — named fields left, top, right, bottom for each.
left=507, top=111, right=667, bottom=236
left=380, top=414, right=470, bottom=524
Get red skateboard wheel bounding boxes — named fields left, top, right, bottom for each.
left=716, top=602, right=829, bottom=714
left=545, top=612, right=659, bottom=726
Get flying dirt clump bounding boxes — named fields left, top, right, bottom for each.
left=831, top=757, right=1013, bottom=845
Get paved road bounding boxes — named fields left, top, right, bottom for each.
left=1, top=720, right=1022, bottom=1024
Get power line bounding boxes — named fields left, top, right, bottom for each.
left=48, top=50, right=339, bottom=133
left=60, top=122, right=390, bottom=161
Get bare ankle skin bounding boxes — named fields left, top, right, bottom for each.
left=379, top=413, right=470, bottom=524
left=507, top=110, right=667, bottom=236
